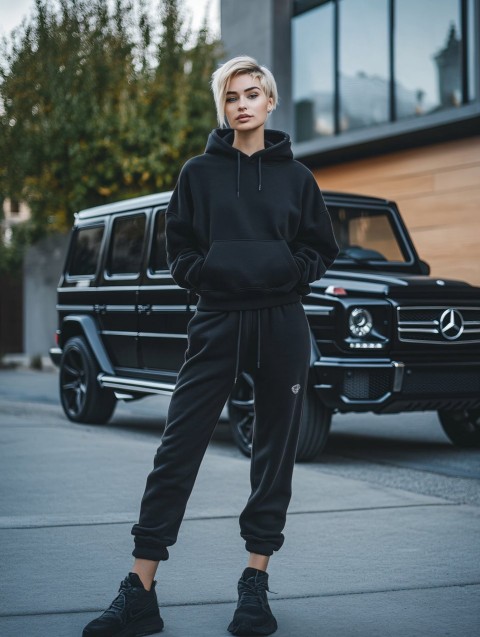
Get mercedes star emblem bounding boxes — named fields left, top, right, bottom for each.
left=439, top=309, right=464, bottom=340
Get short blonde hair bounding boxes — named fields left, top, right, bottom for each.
left=210, top=55, right=279, bottom=128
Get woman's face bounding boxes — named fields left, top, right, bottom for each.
left=224, top=73, right=273, bottom=131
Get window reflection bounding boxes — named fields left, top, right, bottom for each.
left=292, top=2, right=334, bottom=141
left=291, top=0, right=470, bottom=143
left=330, top=207, right=406, bottom=263
left=108, top=215, right=146, bottom=276
left=395, top=0, right=462, bottom=118
left=69, top=226, right=104, bottom=277
left=339, top=0, right=389, bottom=132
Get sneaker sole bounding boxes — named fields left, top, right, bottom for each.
left=227, top=617, right=278, bottom=636
left=115, top=614, right=164, bottom=637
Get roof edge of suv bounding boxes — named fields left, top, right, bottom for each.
left=76, top=189, right=390, bottom=220
left=77, top=191, right=174, bottom=220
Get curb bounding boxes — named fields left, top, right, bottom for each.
left=1, top=354, right=57, bottom=373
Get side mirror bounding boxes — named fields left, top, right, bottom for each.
left=419, top=260, right=430, bottom=275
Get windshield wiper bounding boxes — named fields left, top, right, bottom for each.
left=337, top=248, right=387, bottom=268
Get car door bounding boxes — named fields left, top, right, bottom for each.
left=137, top=206, right=194, bottom=379
left=96, top=211, right=148, bottom=371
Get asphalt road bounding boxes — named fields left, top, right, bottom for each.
left=1, top=367, right=479, bottom=506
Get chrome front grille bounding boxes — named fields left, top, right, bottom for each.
left=397, top=306, right=480, bottom=344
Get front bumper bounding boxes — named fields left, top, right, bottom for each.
left=312, top=357, right=480, bottom=413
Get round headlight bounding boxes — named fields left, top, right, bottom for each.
left=349, top=307, right=373, bottom=337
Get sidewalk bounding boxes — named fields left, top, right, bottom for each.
left=0, top=397, right=479, bottom=636
left=1, top=352, right=57, bottom=372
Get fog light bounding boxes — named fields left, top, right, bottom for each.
left=349, top=342, right=384, bottom=349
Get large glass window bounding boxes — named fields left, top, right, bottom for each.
left=68, top=225, right=104, bottom=277
left=292, top=1, right=334, bottom=141
left=107, top=214, right=146, bottom=276
left=292, top=0, right=475, bottom=143
left=339, top=0, right=389, bottom=132
left=395, top=0, right=462, bottom=119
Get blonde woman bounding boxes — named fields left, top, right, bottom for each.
left=83, top=55, right=338, bottom=637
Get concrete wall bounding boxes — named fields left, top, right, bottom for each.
left=23, top=233, right=69, bottom=357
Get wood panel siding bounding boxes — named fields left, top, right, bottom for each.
left=313, top=136, right=480, bottom=285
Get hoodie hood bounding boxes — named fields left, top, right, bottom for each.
left=205, top=127, right=294, bottom=197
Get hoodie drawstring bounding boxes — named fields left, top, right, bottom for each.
left=233, top=309, right=261, bottom=383
left=257, top=309, right=261, bottom=368
left=236, top=152, right=240, bottom=198
left=234, top=310, right=243, bottom=383
left=236, top=152, right=262, bottom=197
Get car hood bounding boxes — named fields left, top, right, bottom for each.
left=314, top=270, right=480, bottom=301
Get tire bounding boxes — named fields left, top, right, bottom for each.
left=438, top=408, right=480, bottom=448
left=296, top=386, right=332, bottom=461
left=59, top=336, right=116, bottom=424
left=229, top=372, right=255, bottom=457
left=228, top=372, right=332, bottom=462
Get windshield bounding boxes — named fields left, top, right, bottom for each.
left=328, top=205, right=408, bottom=264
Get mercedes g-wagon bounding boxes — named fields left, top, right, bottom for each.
left=50, top=191, right=480, bottom=461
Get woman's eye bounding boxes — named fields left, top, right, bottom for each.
left=249, top=94, right=258, bottom=98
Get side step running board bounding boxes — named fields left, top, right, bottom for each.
left=98, top=374, right=176, bottom=396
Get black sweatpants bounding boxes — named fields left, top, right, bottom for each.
left=131, top=300, right=311, bottom=561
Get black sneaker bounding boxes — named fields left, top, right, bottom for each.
left=227, top=567, right=278, bottom=636
left=82, top=572, right=164, bottom=636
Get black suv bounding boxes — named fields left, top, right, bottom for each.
left=50, top=190, right=480, bottom=460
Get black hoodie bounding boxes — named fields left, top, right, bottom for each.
left=165, top=127, right=339, bottom=311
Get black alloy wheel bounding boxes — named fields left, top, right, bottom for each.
left=229, top=372, right=256, bottom=456
left=228, top=371, right=332, bottom=462
left=59, top=336, right=116, bottom=424
left=438, top=408, right=480, bottom=448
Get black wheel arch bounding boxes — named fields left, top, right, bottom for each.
left=59, top=315, right=114, bottom=375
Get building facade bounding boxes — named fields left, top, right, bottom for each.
left=1, top=198, right=30, bottom=246
left=220, top=0, right=480, bottom=284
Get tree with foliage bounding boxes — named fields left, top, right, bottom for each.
left=0, top=0, right=223, bottom=271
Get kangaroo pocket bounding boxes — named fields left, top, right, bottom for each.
left=198, top=239, right=301, bottom=296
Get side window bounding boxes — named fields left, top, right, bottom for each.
left=107, top=214, right=146, bottom=276
left=68, top=225, right=104, bottom=277
left=150, top=210, right=168, bottom=273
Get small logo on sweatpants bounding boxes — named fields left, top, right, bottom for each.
left=291, top=384, right=301, bottom=394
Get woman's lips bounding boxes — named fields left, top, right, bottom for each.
left=237, top=115, right=251, bottom=121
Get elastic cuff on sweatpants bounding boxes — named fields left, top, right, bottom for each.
left=132, top=544, right=169, bottom=562
left=244, top=540, right=276, bottom=556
